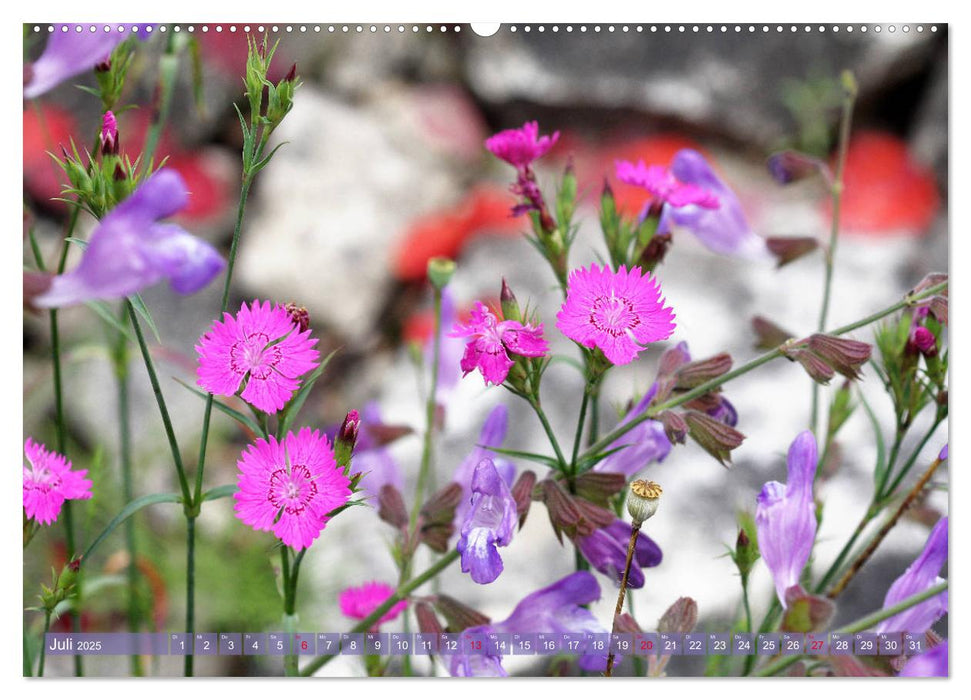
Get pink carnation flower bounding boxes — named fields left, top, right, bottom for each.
left=449, top=301, right=549, bottom=386
left=556, top=264, right=676, bottom=365
left=196, top=300, right=319, bottom=414
left=23, top=438, right=92, bottom=526
left=485, top=121, right=559, bottom=169
left=615, top=160, right=720, bottom=209
left=338, top=581, right=408, bottom=626
left=233, top=427, right=351, bottom=550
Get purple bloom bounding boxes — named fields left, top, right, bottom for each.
left=576, top=519, right=662, bottom=589
left=452, top=405, right=516, bottom=525
left=433, top=289, right=466, bottom=406
left=875, top=517, right=948, bottom=634
left=939, top=444, right=948, bottom=461
left=447, top=571, right=608, bottom=676
left=755, top=430, right=818, bottom=608
left=593, top=384, right=671, bottom=477
left=898, top=641, right=948, bottom=677
left=485, top=121, right=559, bottom=170
left=24, top=24, right=149, bottom=99
left=662, top=149, right=770, bottom=260
left=450, top=301, right=549, bottom=386
left=456, top=458, right=518, bottom=585
left=33, top=169, right=225, bottom=308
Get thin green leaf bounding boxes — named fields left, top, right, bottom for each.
left=64, top=236, right=88, bottom=249
left=488, top=446, right=561, bottom=470
left=858, top=391, right=887, bottom=494
left=85, top=300, right=135, bottom=343
left=546, top=354, right=586, bottom=374
left=128, top=293, right=161, bottom=343
left=174, top=378, right=264, bottom=436
left=201, top=484, right=239, bottom=502
left=28, top=228, right=46, bottom=271
left=187, top=37, right=207, bottom=119
left=82, top=492, right=181, bottom=562
left=278, top=349, right=338, bottom=436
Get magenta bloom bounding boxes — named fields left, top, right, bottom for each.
left=755, top=430, right=818, bottom=608
left=875, top=517, right=948, bottom=634
left=576, top=520, right=662, bottom=589
left=196, top=300, right=320, bottom=414
left=899, top=641, right=948, bottom=677
left=457, top=458, right=518, bottom=585
left=449, top=301, right=549, bottom=386
left=23, top=438, right=92, bottom=526
left=33, top=169, right=225, bottom=308
left=616, top=160, right=720, bottom=209
left=556, top=264, right=676, bottom=365
left=664, top=149, right=769, bottom=259
left=100, top=110, right=119, bottom=155
left=485, top=121, right=559, bottom=170
left=233, top=427, right=351, bottom=550
left=447, top=571, right=609, bottom=676
left=338, top=581, right=408, bottom=626
left=24, top=24, right=149, bottom=99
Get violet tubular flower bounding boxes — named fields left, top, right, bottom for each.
left=449, top=301, right=549, bottom=386
left=33, top=169, right=225, bottom=308
left=24, top=24, right=149, bottom=99
left=451, top=404, right=515, bottom=525
left=593, top=384, right=672, bottom=477
left=447, top=571, right=609, bottom=676
left=665, top=149, right=770, bottom=259
left=875, top=517, right=948, bottom=634
left=755, top=430, right=818, bottom=608
left=556, top=263, right=676, bottom=366
left=456, top=458, right=518, bottom=585
left=575, top=519, right=662, bottom=589
left=898, top=640, right=948, bottom=677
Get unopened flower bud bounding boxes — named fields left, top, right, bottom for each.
left=765, top=236, right=820, bottom=268
left=732, top=525, right=760, bottom=578
left=673, top=353, right=733, bottom=390
left=657, top=596, right=698, bottom=635
left=100, top=110, right=119, bottom=156
left=627, top=479, right=662, bottom=525
left=419, top=482, right=463, bottom=553
left=377, top=484, right=408, bottom=530
left=284, top=302, right=310, bottom=332
left=927, top=295, right=948, bottom=326
left=540, top=478, right=583, bottom=543
left=510, top=469, right=536, bottom=529
left=657, top=410, right=688, bottom=445
left=433, top=594, right=491, bottom=631
left=806, top=334, right=871, bottom=379
left=939, top=444, right=948, bottom=462
left=766, top=151, right=828, bottom=185
left=427, top=256, right=456, bottom=290
left=112, top=162, right=127, bottom=181
left=414, top=601, right=444, bottom=635
left=334, top=409, right=360, bottom=468
left=95, top=59, right=111, bottom=73
left=500, top=277, right=521, bottom=323
left=683, top=410, right=745, bottom=466
left=751, top=316, right=794, bottom=351
left=788, top=347, right=835, bottom=385
left=908, top=326, right=938, bottom=357
left=639, top=232, right=673, bottom=269
left=284, top=62, right=297, bottom=82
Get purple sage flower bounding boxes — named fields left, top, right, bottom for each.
left=575, top=519, right=662, bottom=589
left=447, top=571, right=608, bottom=676
left=452, top=405, right=515, bottom=525
left=898, top=641, right=948, bottom=677
left=875, top=517, right=948, bottom=634
left=755, top=430, right=818, bottom=608
left=592, top=384, right=672, bottom=477
left=456, top=458, right=518, bottom=585
left=433, top=289, right=466, bottom=407
left=662, top=149, right=770, bottom=260
left=24, top=24, right=149, bottom=99
left=33, top=169, right=226, bottom=308
left=939, top=444, right=948, bottom=462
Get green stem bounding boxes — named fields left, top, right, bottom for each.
left=113, top=328, right=143, bottom=676
left=141, top=30, right=180, bottom=168
left=528, top=398, right=568, bottom=469
left=880, top=416, right=945, bottom=503
left=814, top=511, right=872, bottom=595
left=184, top=515, right=196, bottom=677
left=581, top=281, right=948, bottom=464
left=754, top=581, right=948, bottom=677
left=281, top=547, right=299, bottom=677
left=741, top=577, right=753, bottom=634
left=299, top=550, right=460, bottom=676
left=37, top=610, right=52, bottom=677
left=570, top=387, right=591, bottom=470
left=411, top=286, right=443, bottom=528
left=811, top=78, right=856, bottom=434
left=125, top=301, right=192, bottom=504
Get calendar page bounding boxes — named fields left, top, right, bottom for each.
left=22, top=20, right=949, bottom=680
